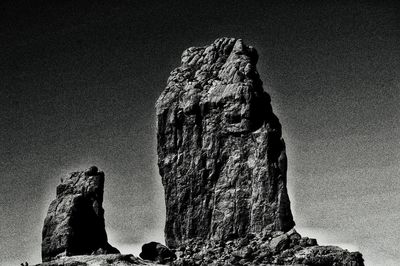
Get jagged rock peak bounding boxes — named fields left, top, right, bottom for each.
left=156, top=37, right=295, bottom=248
left=41, top=166, right=119, bottom=262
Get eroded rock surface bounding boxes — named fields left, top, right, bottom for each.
left=41, top=166, right=119, bottom=262
left=156, top=37, right=294, bottom=248
left=156, top=37, right=364, bottom=265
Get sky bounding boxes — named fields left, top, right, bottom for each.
left=0, top=0, right=399, bottom=265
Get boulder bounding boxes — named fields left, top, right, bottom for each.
left=139, top=242, right=176, bottom=263
left=269, top=234, right=289, bottom=253
left=296, top=246, right=364, bottom=266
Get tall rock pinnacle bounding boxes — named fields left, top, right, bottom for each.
left=41, top=166, right=119, bottom=262
left=156, top=37, right=295, bottom=248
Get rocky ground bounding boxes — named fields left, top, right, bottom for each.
left=34, top=229, right=364, bottom=266
left=34, top=254, right=157, bottom=266
left=171, top=229, right=363, bottom=265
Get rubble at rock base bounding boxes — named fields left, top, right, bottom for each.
left=171, top=229, right=363, bottom=266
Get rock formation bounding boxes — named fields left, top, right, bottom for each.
left=41, top=166, right=119, bottom=262
left=156, top=37, right=294, bottom=248
left=34, top=37, right=364, bottom=266
left=156, top=38, right=364, bottom=265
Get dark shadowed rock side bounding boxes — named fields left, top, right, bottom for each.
left=156, top=38, right=364, bottom=265
left=140, top=242, right=177, bottom=264
left=41, top=166, right=119, bottom=262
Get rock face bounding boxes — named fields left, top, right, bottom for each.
left=156, top=37, right=364, bottom=265
left=41, top=166, right=119, bottom=262
left=156, top=37, right=294, bottom=248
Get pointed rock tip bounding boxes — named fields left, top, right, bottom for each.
left=84, top=165, right=99, bottom=176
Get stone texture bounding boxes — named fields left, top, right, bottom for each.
left=156, top=37, right=294, bottom=248
left=34, top=37, right=365, bottom=266
left=156, top=37, right=364, bottom=265
left=170, top=229, right=364, bottom=266
left=41, top=166, right=119, bottom=262
left=139, top=242, right=177, bottom=263
left=269, top=233, right=289, bottom=253
left=34, top=254, right=158, bottom=266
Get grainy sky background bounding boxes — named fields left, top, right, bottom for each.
left=0, top=0, right=399, bottom=265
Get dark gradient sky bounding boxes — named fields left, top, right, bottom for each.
left=0, top=1, right=399, bottom=265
